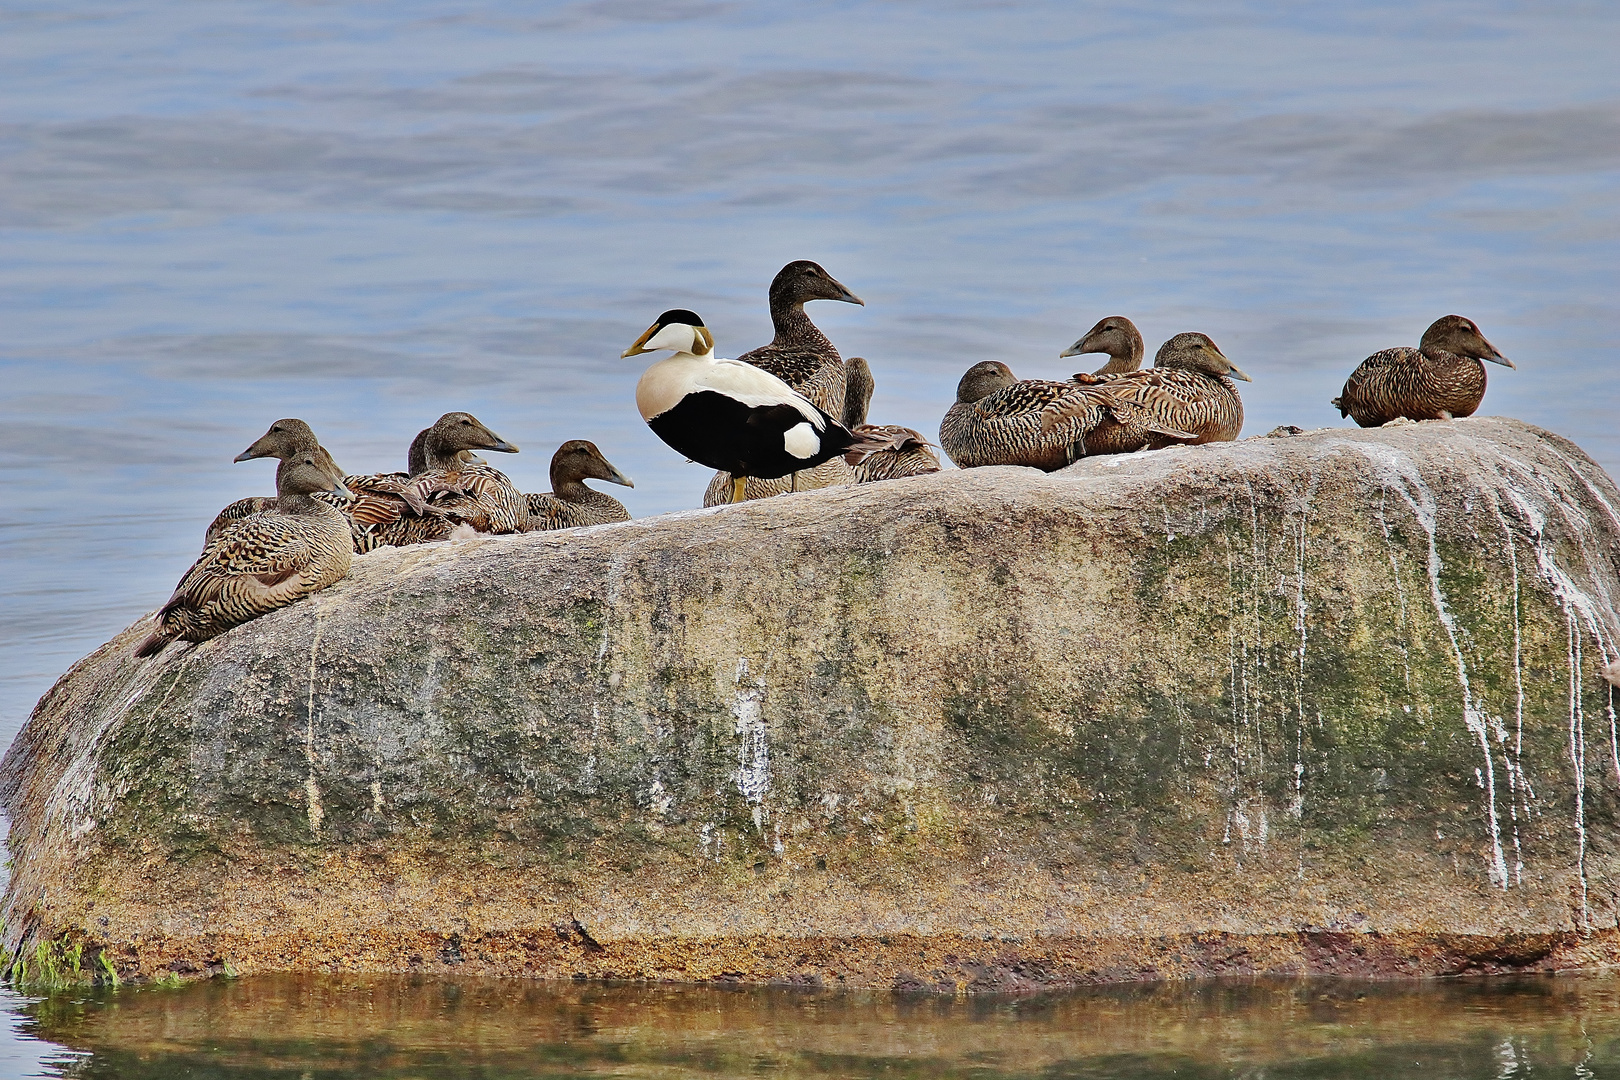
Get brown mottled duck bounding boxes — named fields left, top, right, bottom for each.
left=1332, top=315, right=1513, bottom=426
left=704, top=260, right=864, bottom=503
left=1061, top=315, right=1145, bottom=378
left=1080, top=332, right=1252, bottom=452
left=136, top=450, right=353, bottom=656
left=939, top=361, right=1192, bottom=471
left=841, top=357, right=940, bottom=482
left=525, top=440, right=634, bottom=531
left=348, top=412, right=527, bottom=547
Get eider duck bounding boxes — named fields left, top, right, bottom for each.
left=525, top=440, right=634, bottom=531
left=1061, top=316, right=1145, bottom=378
left=1080, top=332, right=1252, bottom=452
left=347, top=412, right=527, bottom=547
left=624, top=309, right=880, bottom=504
left=842, top=357, right=940, bottom=482
left=136, top=450, right=353, bottom=656
left=939, top=361, right=1191, bottom=470
left=1332, top=315, right=1513, bottom=426
left=703, top=260, right=865, bottom=503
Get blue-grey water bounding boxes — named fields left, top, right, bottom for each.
left=1, top=1, right=1618, bottom=1070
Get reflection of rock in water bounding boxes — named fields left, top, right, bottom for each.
left=25, top=973, right=1620, bottom=1078
left=5, top=417, right=1620, bottom=991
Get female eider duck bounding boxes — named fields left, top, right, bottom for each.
left=703, top=260, right=866, bottom=503
left=940, top=361, right=1191, bottom=470
left=346, top=411, right=527, bottom=547
left=136, top=449, right=353, bottom=656
left=842, top=357, right=940, bottom=482
left=624, top=309, right=879, bottom=504
left=1061, top=316, right=1145, bottom=378
left=525, top=440, right=634, bottom=531
left=1081, top=332, right=1252, bottom=452
left=1332, top=315, right=1513, bottom=426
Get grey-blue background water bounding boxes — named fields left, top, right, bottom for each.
left=0, top=2, right=1617, bottom=1070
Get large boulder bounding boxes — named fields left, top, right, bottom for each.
left=5, top=417, right=1620, bottom=990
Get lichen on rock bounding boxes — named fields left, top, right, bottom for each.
left=4, top=417, right=1620, bottom=990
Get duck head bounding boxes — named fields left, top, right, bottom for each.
left=770, top=260, right=863, bottom=308
left=955, top=360, right=1018, bottom=404
left=551, top=439, right=634, bottom=489
left=1420, top=315, right=1514, bottom=368
left=235, top=418, right=320, bottom=462
left=278, top=447, right=351, bottom=498
left=621, top=309, right=714, bottom=358
left=842, top=356, right=875, bottom=429
left=1061, top=316, right=1145, bottom=376
left=1154, top=333, right=1252, bottom=382
left=415, top=412, right=519, bottom=472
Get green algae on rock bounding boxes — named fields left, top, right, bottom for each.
left=3, top=417, right=1620, bottom=990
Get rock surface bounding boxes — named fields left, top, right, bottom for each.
left=5, top=417, right=1620, bottom=990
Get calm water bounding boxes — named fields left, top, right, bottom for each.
left=1, top=974, right=1619, bottom=1078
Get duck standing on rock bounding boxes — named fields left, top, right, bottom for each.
left=1061, top=315, right=1145, bottom=378
left=940, top=361, right=1191, bottom=471
left=525, top=440, right=634, bottom=531
left=1332, top=315, right=1514, bottom=426
left=136, top=449, right=353, bottom=656
left=1078, top=332, right=1252, bottom=452
left=841, top=357, right=940, bottom=482
left=625, top=309, right=881, bottom=504
left=704, top=260, right=865, bottom=504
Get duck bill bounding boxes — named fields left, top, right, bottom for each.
left=328, top=479, right=353, bottom=497
left=485, top=437, right=520, bottom=454
left=234, top=440, right=274, bottom=463
left=620, top=322, right=659, bottom=358
left=604, top=467, right=635, bottom=489
left=1225, top=362, right=1253, bottom=383
left=1058, top=339, right=1093, bottom=359
left=1485, top=352, right=1515, bottom=369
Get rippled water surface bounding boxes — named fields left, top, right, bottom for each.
left=3, top=0, right=1619, bottom=739
left=3, top=974, right=1620, bottom=1078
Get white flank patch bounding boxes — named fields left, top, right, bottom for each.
left=783, top=421, right=819, bottom=459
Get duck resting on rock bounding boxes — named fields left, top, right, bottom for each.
left=525, top=440, right=634, bottom=531
left=841, top=357, right=940, bottom=482
left=1073, top=332, right=1252, bottom=453
left=344, top=411, right=527, bottom=548
left=1332, top=315, right=1513, bottom=426
left=625, top=309, right=884, bottom=504
left=704, top=260, right=865, bottom=504
left=137, top=448, right=353, bottom=656
left=939, top=361, right=1192, bottom=471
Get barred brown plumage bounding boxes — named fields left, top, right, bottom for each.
left=703, top=261, right=864, bottom=504
left=940, top=361, right=1194, bottom=470
left=347, top=412, right=528, bottom=548
left=841, top=358, right=939, bottom=482
left=1332, top=315, right=1514, bottom=426
left=135, top=451, right=353, bottom=657
left=525, top=440, right=634, bottom=532
left=1078, top=332, right=1252, bottom=452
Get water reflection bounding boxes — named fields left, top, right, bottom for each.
left=10, top=974, right=1620, bottom=1078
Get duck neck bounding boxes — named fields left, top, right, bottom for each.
left=769, top=300, right=834, bottom=352
left=275, top=491, right=323, bottom=515
left=1094, top=341, right=1144, bottom=375
left=1420, top=344, right=1478, bottom=372
left=551, top=477, right=592, bottom=504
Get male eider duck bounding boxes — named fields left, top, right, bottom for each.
left=703, top=260, right=866, bottom=503
left=1332, top=315, right=1513, bottom=426
left=842, top=357, right=940, bottom=482
left=939, top=361, right=1191, bottom=470
left=1080, top=332, right=1252, bottom=452
left=525, top=440, right=634, bottom=531
left=624, top=309, right=879, bottom=504
left=347, top=412, right=527, bottom=547
left=136, top=450, right=353, bottom=656
left=1061, top=316, right=1145, bottom=378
